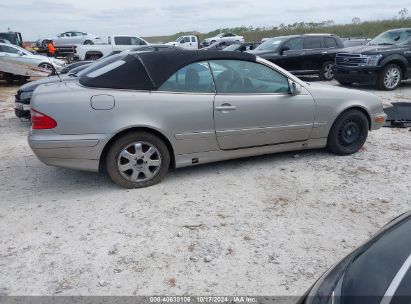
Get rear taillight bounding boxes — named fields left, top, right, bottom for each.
left=31, top=109, right=57, bottom=129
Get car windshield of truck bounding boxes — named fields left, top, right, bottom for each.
left=114, top=36, right=144, bottom=45
left=369, top=30, right=411, bottom=46
left=254, top=37, right=288, bottom=51
left=175, top=36, right=183, bottom=42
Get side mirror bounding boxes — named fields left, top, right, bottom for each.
left=289, top=80, right=302, bottom=95
left=18, top=51, right=24, bottom=56
left=279, top=46, right=290, bottom=55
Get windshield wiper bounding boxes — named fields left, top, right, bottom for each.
left=68, top=72, right=78, bottom=77
left=377, top=43, right=395, bottom=45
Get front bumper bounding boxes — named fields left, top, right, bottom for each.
left=334, top=66, right=381, bottom=85
left=371, top=112, right=387, bottom=130
left=28, top=131, right=110, bottom=172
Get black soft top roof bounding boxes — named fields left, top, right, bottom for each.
left=79, top=51, right=257, bottom=91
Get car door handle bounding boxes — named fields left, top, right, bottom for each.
left=215, top=104, right=237, bottom=111
left=322, top=51, right=328, bottom=54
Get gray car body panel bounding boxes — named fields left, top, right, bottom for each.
left=28, top=57, right=386, bottom=172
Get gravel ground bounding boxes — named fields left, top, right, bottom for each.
left=0, top=79, right=410, bottom=296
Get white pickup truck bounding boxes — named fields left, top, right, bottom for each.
left=166, top=35, right=199, bottom=50
left=74, top=35, right=149, bottom=61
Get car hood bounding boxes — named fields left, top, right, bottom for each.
left=340, top=44, right=409, bottom=55
left=306, top=82, right=379, bottom=102
left=19, top=74, right=72, bottom=92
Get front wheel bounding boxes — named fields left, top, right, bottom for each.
left=38, top=62, right=55, bottom=75
left=84, top=40, right=94, bottom=45
left=319, top=61, right=335, bottom=80
left=327, top=109, right=369, bottom=155
left=377, top=64, right=402, bottom=91
left=106, top=132, right=170, bottom=188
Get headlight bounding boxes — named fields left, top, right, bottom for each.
left=363, top=54, right=382, bottom=66
left=20, top=91, right=33, bottom=100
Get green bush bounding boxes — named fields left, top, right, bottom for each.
left=144, top=18, right=411, bottom=43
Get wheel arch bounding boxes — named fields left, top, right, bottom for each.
left=335, top=105, right=372, bottom=131
left=99, top=126, right=176, bottom=172
left=380, top=55, right=408, bottom=76
left=85, top=51, right=103, bottom=60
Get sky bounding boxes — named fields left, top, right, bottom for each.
left=0, top=0, right=410, bottom=41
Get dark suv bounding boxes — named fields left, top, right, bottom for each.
left=249, top=34, right=344, bottom=80
left=335, top=28, right=411, bottom=90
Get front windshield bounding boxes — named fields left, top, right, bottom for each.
left=216, top=33, right=224, bottom=38
left=254, top=37, right=288, bottom=51
left=77, top=52, right=128, bottom=77
left=13, top=45, right=32, bottom=55
left=369, top=30, right=411, bottom=45
left=175, top=36, right=183, bottom=42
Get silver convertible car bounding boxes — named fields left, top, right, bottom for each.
left=28, top=51, right=386, bottom=188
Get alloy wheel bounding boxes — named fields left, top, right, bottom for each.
left=39, top=63, right=54, bottom=72
left=323, top=63, right=334, bottom=80
left=117, top=141, right=162, bottom=182
left=383, top=67, right=401, bottom=89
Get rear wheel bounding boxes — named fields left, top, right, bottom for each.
left=319, top=61, right=335, bottom=80
left=327, top=109, right=369, bottom=155
left=377, top=64, right=402, bottom=91
left=41, top=40, right=50, bottom=49
left=86, top=54, right=101, bottom=61
left=106, top=132, right=170, bottom=188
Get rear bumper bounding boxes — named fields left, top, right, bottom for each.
left=28, top=132, right=110, bottom=172
left=334, top=66, right=381, bottom=84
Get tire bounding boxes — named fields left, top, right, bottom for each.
left=41, top=40, right=50, bottom=49
left=84, top=40, right=94, bottom=45
left=327, top=109, right=369, bottom=155
left=210, top=40, right=216, bottom=45
left=86, top=54, right=101, bottom=61
left=106, top=132, right=170, bottom=188
left=38, top=62, right=55, bottom=75
left=377, top=64, right=402, bottom=91
left=319, top=61, right=335, bottom=80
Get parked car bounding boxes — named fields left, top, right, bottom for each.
left=201, top=33, right=245, bottom=47
left=249, top=34, right=345, bottom=80
left=0, top=42, right=65, bottom=80
left=201, top=40, right=240, bottom=51
left=74, top=35, right=148, bottom=60
left=223, top=42, right=260, bottom=52
left=15, top=47, right=184, bottom=119
left=342, top=37, right=372, bottom=48
left=299, top=211, right=411, bottom=304
left=166, top=35, right=199, bottom=50
left=0, top=31, right=23, bottom=47
left=335, top=28, right=411, bottom=90
left=36, top=31, right=103, bottom=49
left=28, top=51, right=386, bottom=188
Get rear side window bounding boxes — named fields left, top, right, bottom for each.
left=114, top=36, right=146, bottom=45
left=158, top=61, right=215, bottom=93
left=303, top=37, right=322, bottom=49
left=209, top=60, right=289, bottom=94
left=324, top=37, right=337, bottom=48
left=191, top=37, right=196, bottom=42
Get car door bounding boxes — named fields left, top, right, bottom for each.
left=276, top=37, right=304, bottom=72
left=302, top=36, right=323, bottom=71
left=151, top=61, right=219, bottom=154
left=210, top=59, right=315, bottom=150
